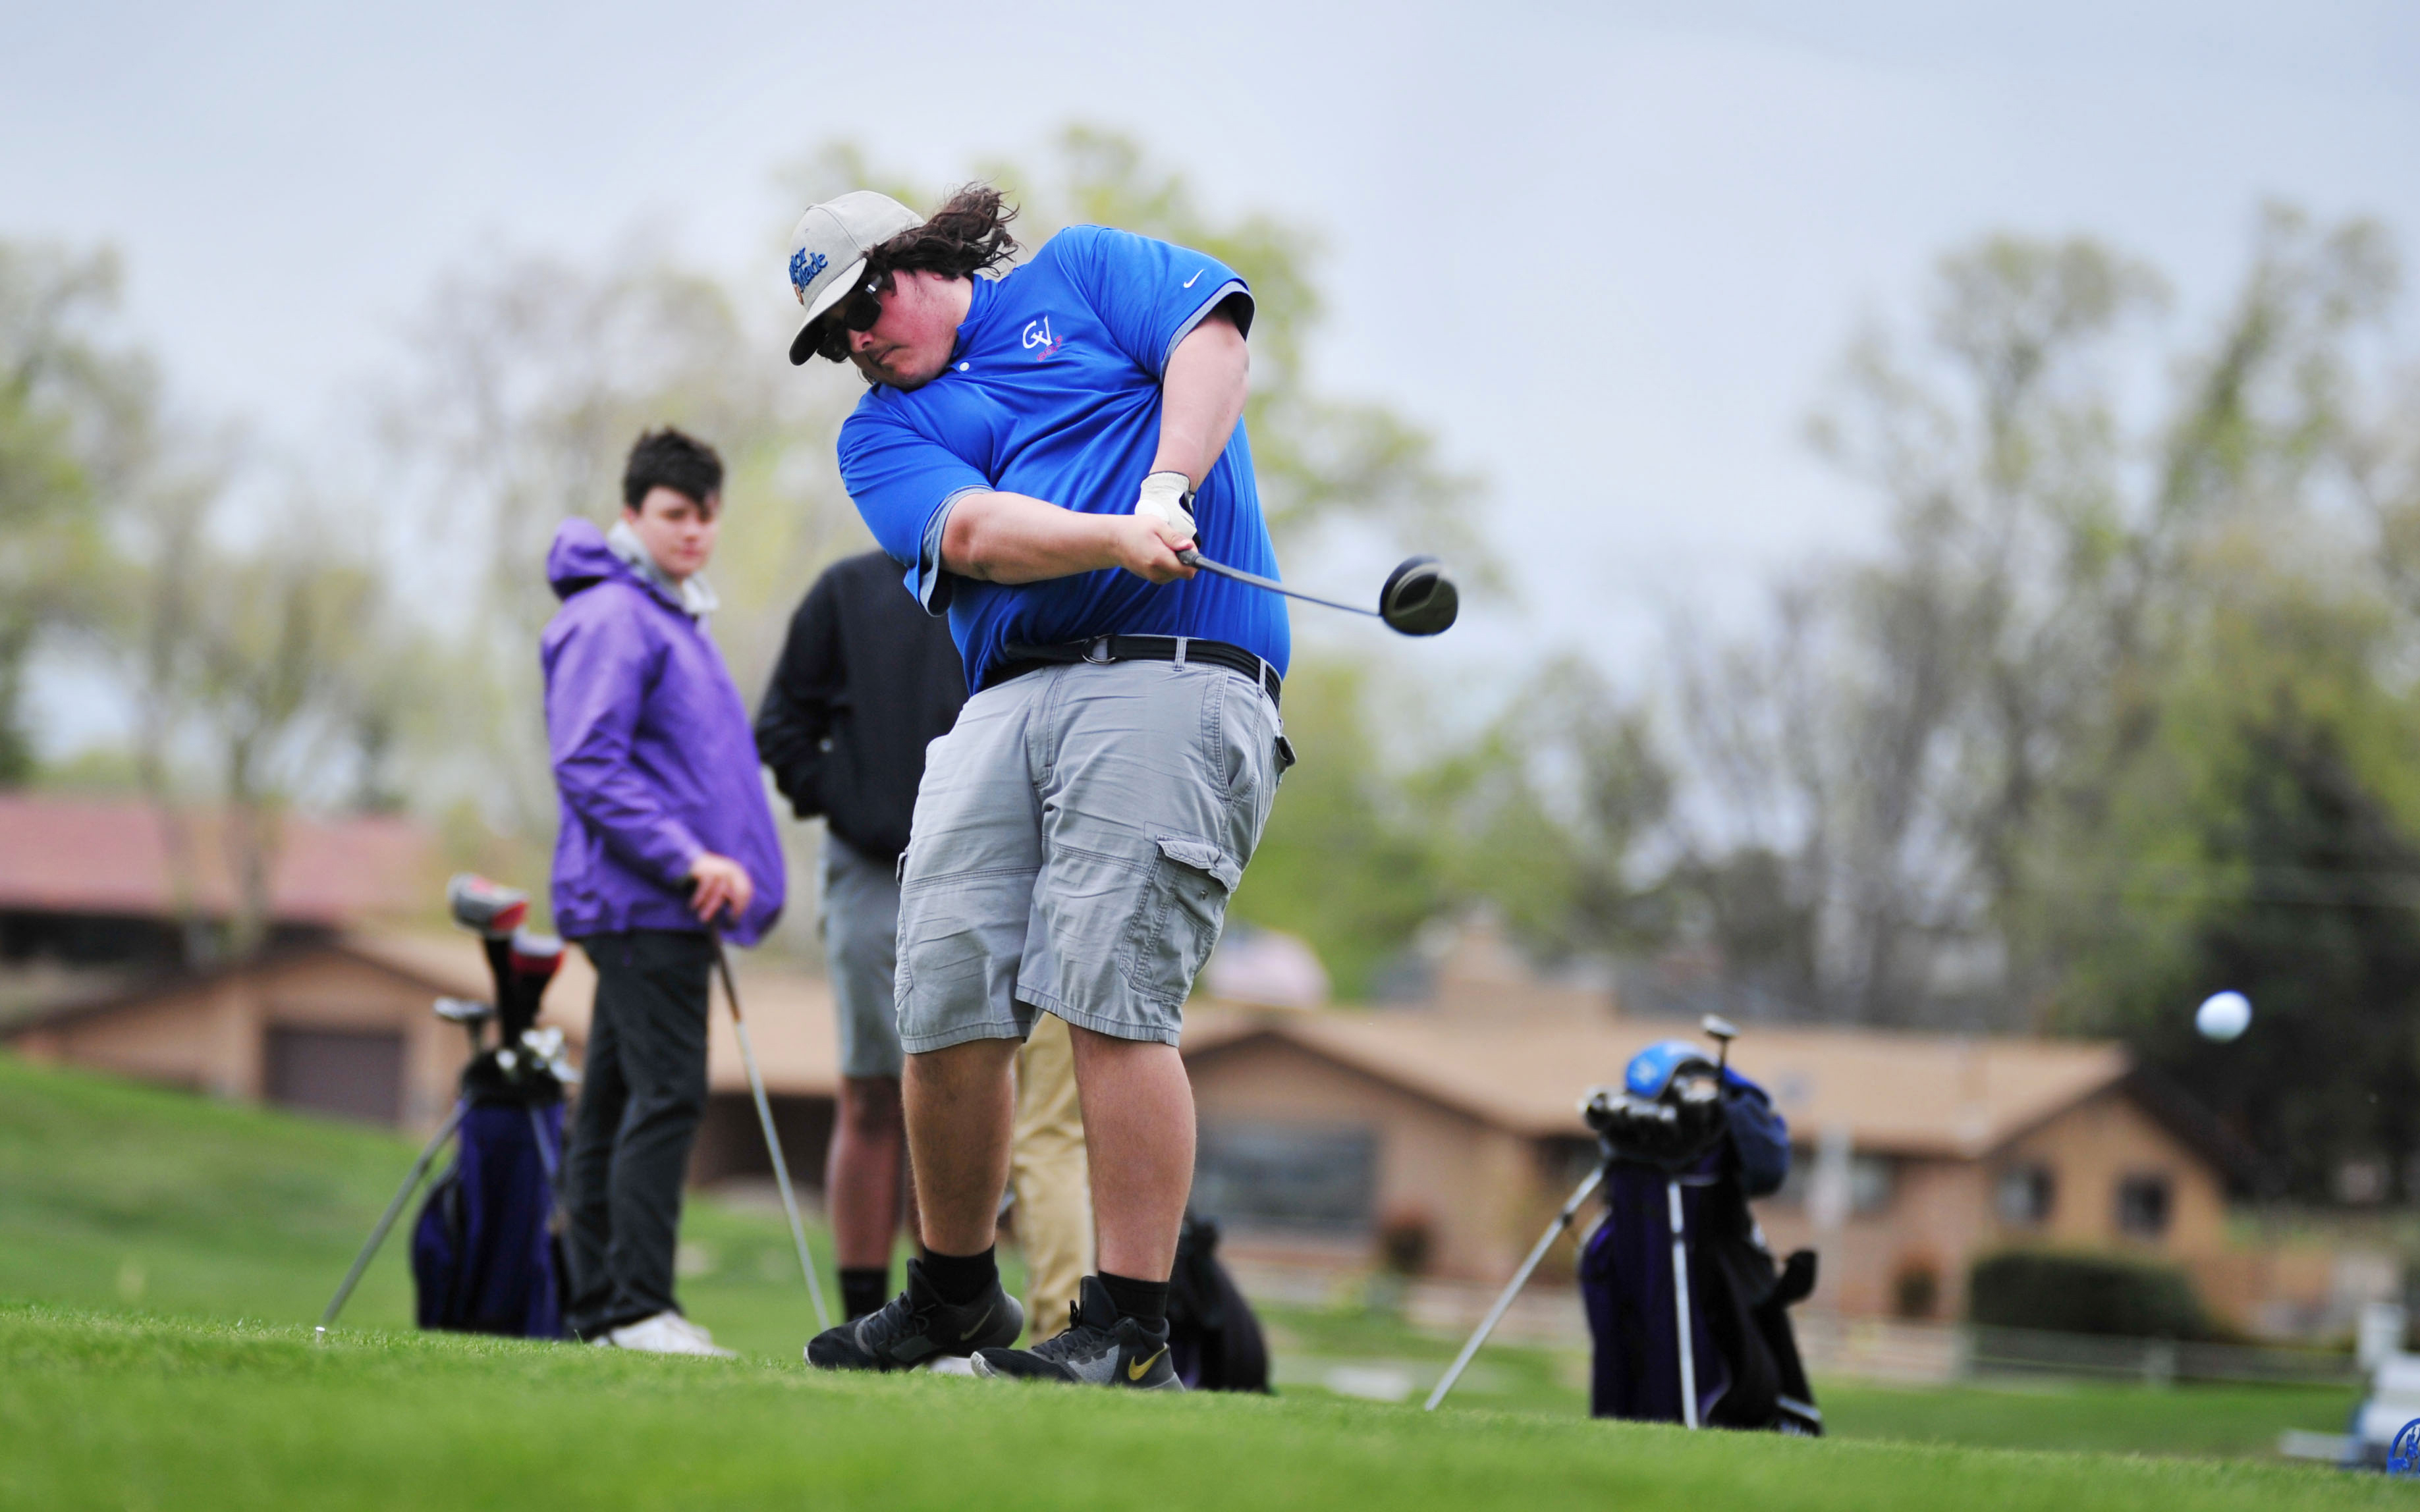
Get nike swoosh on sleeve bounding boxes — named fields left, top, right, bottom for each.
left=1182, top=269, right=1203, bottom=288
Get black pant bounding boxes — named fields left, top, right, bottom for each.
left=563, top=929, right=716, bottom=1339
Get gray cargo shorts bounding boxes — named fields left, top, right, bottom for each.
left=894, top=657, right=1289, bottom=1052
left=819, top=833, right=905, bottom=1080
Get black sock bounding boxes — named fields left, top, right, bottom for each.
left=840, top=1266, right=890, bottom=1321
left=1097, top=1271, right=1170, bottom=1327
left=919, top=1246, right=998, bottom=1307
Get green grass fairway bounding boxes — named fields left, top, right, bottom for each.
left=0, top=1053, right=2387, bottom=1507
left=1, top=1303, right=2406, bottom=1512
left=0, top=1050, right=1016, bottom=1353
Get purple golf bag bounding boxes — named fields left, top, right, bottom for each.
left=1580, top=1052, right=1819, bottom=1432
left=318, top=879, right=575, bottom=1340
left=408, top=894, right=572, bottom=1339
left=410, top=1099, right=566, bottom=1338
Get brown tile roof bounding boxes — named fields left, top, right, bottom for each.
left=0, top=796, right=435, bottom=925
left=1, top=920, right=844, bottom=1098
left=1181, top=1004, right=2134, bottom=1158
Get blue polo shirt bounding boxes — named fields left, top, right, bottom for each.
left=836, top=225, right=1290, bottom=693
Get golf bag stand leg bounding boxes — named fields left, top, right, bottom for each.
left=713, top=940, right=831, bottom=1332
left=1425, top=1166, right=1603, bottom=1411
left=1668, top=1179, right=1699, bottom=1430
left=317, top=1101, right=466, bottom=1338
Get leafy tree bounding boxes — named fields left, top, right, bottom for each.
left=0, top=242, right=154, bottom=784
left=380, top=247, right=858, bottom=837
left=1233, top=654, right=1670, bottom=999
left=1224, top=659, right=1441, bottom=998
left=1668, top=205, right=2413, bottom=1039
left=2138, top=713, right=2420, bottom=1201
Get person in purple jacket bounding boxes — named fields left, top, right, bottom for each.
left=541, top=426, right=785, bottom=1356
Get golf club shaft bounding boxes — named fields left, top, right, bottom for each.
left=321, top=1102, right=464, bottom=1329
left=1178, top=550, right=1379, bottom=618
left=528, top=1106, right=559, bottom=1184
left=1669, top=1180, right=1699, bottom=1430
left=715, top=941, right=831, bottom=1332
left=1425, top=1164, right=1603, bottom=1411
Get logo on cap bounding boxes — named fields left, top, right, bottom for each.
left=789, top=250, right=828, bottom=304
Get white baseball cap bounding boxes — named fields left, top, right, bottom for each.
left=785, top=191, right=924, bottom=365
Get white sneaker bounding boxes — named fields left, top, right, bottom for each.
left=602, top=1311, right=736, bottom=1358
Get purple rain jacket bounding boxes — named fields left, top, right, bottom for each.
left=541, top=518, right=784, bottom=946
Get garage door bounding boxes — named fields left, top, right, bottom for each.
left=265, top=1027, right=406, bottom=1125
left=1192, top=1121, right=1377, bottom=1233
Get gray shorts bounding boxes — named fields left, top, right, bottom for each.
left=820, top=833, right=905, bottom=1079
left=895, top=657, right=1288, bottom=1052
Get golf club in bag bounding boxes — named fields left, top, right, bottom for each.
left=318, top=875, right=577, bottom=1340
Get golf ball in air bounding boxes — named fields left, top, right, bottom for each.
left=2195, top=990, right=2252, bottom=1042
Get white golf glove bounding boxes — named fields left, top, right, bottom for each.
left=1135, top=470, right=1197, bottom=537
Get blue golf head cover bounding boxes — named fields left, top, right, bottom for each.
left=1624, top=1040, right=1716, bottom=1100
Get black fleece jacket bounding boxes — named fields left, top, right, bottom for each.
left=754, top=551, right=967, bottom=865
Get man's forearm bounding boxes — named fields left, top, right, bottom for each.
left=1149, top=311, right=1248, bottom=487
left=940, top=491, right=1127, bottom=583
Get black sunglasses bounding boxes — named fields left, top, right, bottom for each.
left=813, top=270, right=893, bottom=362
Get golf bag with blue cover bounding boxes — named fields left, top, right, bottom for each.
left=1580, top=1038, right=1821, bottom=1432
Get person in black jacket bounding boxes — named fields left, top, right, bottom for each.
left=757, top=552, right=962, bottom=1325
left=756, top=551, right=1095, bottom=1336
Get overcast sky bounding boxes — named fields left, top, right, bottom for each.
left=8, top=0, right=2418, bottom=743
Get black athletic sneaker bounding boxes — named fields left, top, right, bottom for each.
left=805, top=1256, right=1023, bottom=1371
left=970, top=1276, right=1182, bottom=1390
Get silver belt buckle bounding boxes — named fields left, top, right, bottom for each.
left=1083, top=635, right=1113, bottom=664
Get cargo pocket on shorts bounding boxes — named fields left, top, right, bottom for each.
left=1124, top=836, right=1244, bottom=1008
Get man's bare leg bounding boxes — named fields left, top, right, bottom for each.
left=829, top=1075, right=905, bottom=1268
left=806, top=1037, right=1023, bottom=1368
left=903, top=1037, right=1018, bottom=1256
left=829, top=1074, right=921, bottom=1319
left=1067, top=1026, right=1194, bottom=1282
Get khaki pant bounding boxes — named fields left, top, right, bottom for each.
left=1012, top=1013, right=1092, bottom=1340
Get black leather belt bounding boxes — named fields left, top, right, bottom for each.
left=984, top=635, right=1282, bottom=709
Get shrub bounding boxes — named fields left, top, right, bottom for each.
left=1377, top=1208, right=1435, bottom=1276
left=1967, top=1250, right=2218, bottom=1339
left=1892, top=1261, right=1940, bottom=1320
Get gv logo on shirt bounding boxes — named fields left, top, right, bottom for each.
left=1022, top=317, right=1066, bottom=361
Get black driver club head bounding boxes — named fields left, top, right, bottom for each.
left=1378, top=556, right=1459, bottom=636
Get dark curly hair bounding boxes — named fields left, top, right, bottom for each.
left=866, top=185, right=1020, bottom=281
left=622, top=426, right=723, bottom=510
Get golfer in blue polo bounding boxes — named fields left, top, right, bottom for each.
left=784, top=186, right=1290, bottom=1388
